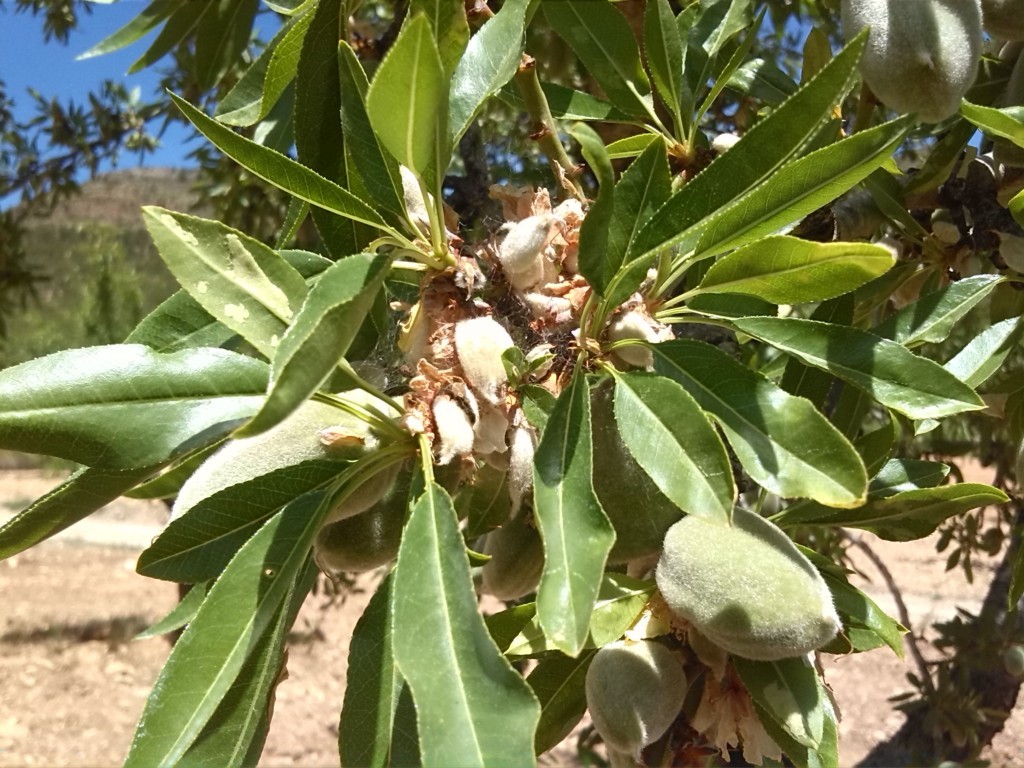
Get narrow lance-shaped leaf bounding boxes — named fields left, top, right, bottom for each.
left=77, top=0, right=178, bottom=59
left=136, top=581, right=210, bottom=640
left=170, top=93, right=390, bottom=232
left=652, top=340, right=867, bottom=508
left=644, top=0, right=684, bottom=124
left=613, top=372, right=734, bottom=523
left=366, top=14, right=447, bottom=181
left=544, top=0, right=651, bottom=116
left=448, top=0, right=530, bottom=147
left=124, top=492, right=326, bottom=767
left=143, top=208, right=306, bottom=358
left=733, top=317, right=986, bottom=420
left=694, top=235, right=895, bottom=304
left=945, top=316, right=1023, bottom=388
left=506, top=573, right=653, bottom=657
left=872, top=274, right=1003, bottom=347
left=0, top=345, right=268, bottom=469
left=338, top=42, right=405, bottom=221
left=137, top=460, right=347, bottom=583
left=573, top=122, right=616, bottom=294
left=215, top=8, right=311, bottom=126
left=239, top=253, right=390, bottom=438
left=602, top=139, right=672, bottom=289
left=181, top=561, right=317, bottom=768
left=127, top=2, right=210, bottom=74
left=0, top=465, right=157, bottom=560
left=411, top=0, right=469, bottom=77
left=193, top=0, right=260, bottom=92
left=780, top=484, right=1009, bottom=542
left=732, top=656, right=824, bottom=750
left=632, top=31, right=868, bottom=260
left=694, top=115, right=914, bottom=260
left=533, top=374, right=616, bottom=656
left=392, top=482, right=540, bottom=766
left=295, top=0, right=359, bottom=257
left=528, top=651, right=597, bottom=755
left=340, top=575, right=404, bottom=768
left=960, top=101, right=1024, bottom=147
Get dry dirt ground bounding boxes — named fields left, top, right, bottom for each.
left=1, top=468, right=1022, bottom=767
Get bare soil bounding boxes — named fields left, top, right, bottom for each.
left=1, top=468, right=1022, bottom=767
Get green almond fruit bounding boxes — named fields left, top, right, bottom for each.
left=842, top=0, right=982, bottom=123
left=480, top=513, right=545, bottom=601
left=585, top=639, right=687, bottom=758
left=314, top=469, right=410, bottom=574
left=591, top=384, right=684, bottom=564
left=656, top=508, right=841, bottom=661
left=172, top=393, right=396, bottom=521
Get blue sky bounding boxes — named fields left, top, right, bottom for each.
left=1, top=1, right=200, bottom=171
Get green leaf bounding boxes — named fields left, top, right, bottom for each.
left=127, top=290, right=234, bottom=353
left=633, top=31, right=867, bottom=260
left=733, top=317, right=986, bottom=420
left=449, top=0, right=529, bottom=146
left=366, top=14, right=447, bottom=180
left=0, top=345, right=267, bottom=469
left=240, top=253, right=390, bottom=437
left=733, top=656, right=824, bottom=750
left=528, top=651, right=597, bottom=755
left=338, top=42, right=405, bottom=221
left=605, top=133, right=660, bottom=160
left=697, top=0, right=754, bottom=56
left=695, top=236, right=895, bottom=304
left=782, top=484, right=1008, bottom=542
left=295, top=0, right=359, bottom=257
left=0, top=465, right=157, bottom=560
left=181, top=562, right=315, bottom=768
left=392, top=482, right=540, bottom=766
left=137, top=459, right=346, bottom=583
left=533, top=375, right=616, bottom=656
left=1011, top=543, right=1024, bottom=611
left=170, top=93, right=389, bottom=231
left=128, top=2, right=211, bottom=74
left=695, top=116, right=913, bottom=260
left=872, top=274, right=1003, bottom=347
left=612, top=372, right=734, bottom=523
left=568, top=122, right=614, bottom=191
left=77, top=0, right=177, bottom=59
left=815, top=567, right=904, bottom=657
left=499, top=81, right=633, bottom=123
left=136, top=582, right=210, bottom=640
left=544, top=0, right=651, bottom=116
left=573, top=123, right=616, bottom=293
left=960, top=101, right=1024, bottom=146
left=411, top=0, right=469, bottom=77
left=946, top=317, right=1024, bottom=388
left=779, top=294, right=853, bottom=407
left=506, top=573, right=653, bottom=657
left=604, top=139, right=672, bottom=286
left=193, top=0, right=260, bottom=91
left=644, top=0, right=684, bottom=122
left=216, top=10, right=312, bottom=126
left=143, top=208, right=306, bottom=358
left=652, top=340, right=867, bottom=507
left=340, top=574, right=404, bottom=768
left=124, top=492, right=326, bottom=767
left=1011, top=188, right=1024, bottom=228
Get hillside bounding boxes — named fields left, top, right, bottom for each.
left=1, top=167, right=203, bottom=369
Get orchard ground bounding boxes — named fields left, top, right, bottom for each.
left=0, top=465, right=1022, bottom=767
